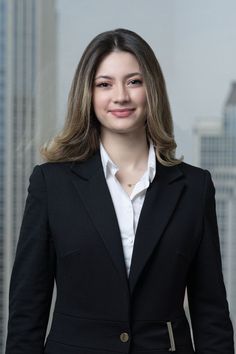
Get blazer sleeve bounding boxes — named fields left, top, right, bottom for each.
left=5, top=165, right=56, bottom=354
left=187, top=170, right=234, bottom=353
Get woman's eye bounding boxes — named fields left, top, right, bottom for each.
left=128, top=79, right=142, bottom=86
left=96, top=82, right=110, bottom=88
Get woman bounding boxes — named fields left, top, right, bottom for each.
left=6, top=28, right=234, bottom=354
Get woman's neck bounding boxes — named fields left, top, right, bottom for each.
left=100, top=130, right=149, bottom=171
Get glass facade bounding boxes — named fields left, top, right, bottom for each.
left=200, top=136, right=236, bottom=169
left=195, top=81, right=236, bottom=332
left=12, top=0, right=37, bottom=254
left=0, top=0, right=6, bottom=350
left=0, top=1, right=57, bottom=352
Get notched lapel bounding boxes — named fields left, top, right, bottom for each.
left=129, top=162, right=186, bottom=294
left=70, top=152, right=129, bottom=296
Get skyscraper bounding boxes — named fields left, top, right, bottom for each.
left=194, top=81, right=236, bottom=333
left=0, top=1, right=57, bottom=352
left=0, top=0, right=6, bottom=348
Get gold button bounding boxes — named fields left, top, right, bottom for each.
left=120, top=332, right=129, bottom=343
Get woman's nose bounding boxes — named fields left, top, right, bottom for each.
left=112, top=84, right=130, bottom=103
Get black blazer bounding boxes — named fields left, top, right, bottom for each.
left=5, top=150, right=234, bottom=354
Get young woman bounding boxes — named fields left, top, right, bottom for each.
left=6, top=28, right=234, bottom=354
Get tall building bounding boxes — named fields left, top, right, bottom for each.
left=0, top=0, right=57, bottom=352
left=0, top=0, right=6, bottom=347
left=194, top=81, right=236, bottom=332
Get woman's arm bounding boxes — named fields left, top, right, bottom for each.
left=5, top=165, right=56, bottom=354
left=187, top=170, right=234, bottom=353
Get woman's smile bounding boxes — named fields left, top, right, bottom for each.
left=109, top=108, right=136, bottom=118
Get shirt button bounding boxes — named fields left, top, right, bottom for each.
left=120, top=332, right=129, bottom=343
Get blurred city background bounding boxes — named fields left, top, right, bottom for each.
left=0, top=0, right=235, bottom=352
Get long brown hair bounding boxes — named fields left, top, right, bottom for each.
left=41, top=28, right=182, bottom=166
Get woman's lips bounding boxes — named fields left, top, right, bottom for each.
left=109, top=108, right=135, bottom=118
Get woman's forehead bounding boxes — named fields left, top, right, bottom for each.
left=95, top=51, right=141, bottom=77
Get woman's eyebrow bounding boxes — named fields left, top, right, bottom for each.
left=94, top=72, right=143, bottom=80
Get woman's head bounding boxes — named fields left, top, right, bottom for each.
left=41, top=28, right=181, bottom=165
left=93, top=50, right=148, bottom=138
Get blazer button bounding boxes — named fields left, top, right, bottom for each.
left=120, top=332, right=129, bottom=343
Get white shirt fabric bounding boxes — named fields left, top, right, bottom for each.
left=100, top=141, right=156, bottom=276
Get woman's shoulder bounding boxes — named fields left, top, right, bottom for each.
left=179, top=161, right=211, bottom=177
left=29, top=161, right=74, bottom=184
left=178, top=161, right=213, bottom=191
left=38, top=161, right=72, bottom=171
left=159, top=160, right=211, bottom=181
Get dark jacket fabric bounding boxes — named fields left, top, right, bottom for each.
left=5, top=150, right=234, bottom=353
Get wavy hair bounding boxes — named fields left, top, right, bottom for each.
left=41, top=28, right=182, bottom=165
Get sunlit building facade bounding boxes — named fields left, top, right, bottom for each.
left=194, top=81, right=236, bottom=332
left=0, top=0, right=57, bottom=352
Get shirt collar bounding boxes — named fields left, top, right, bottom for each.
left=147, top=140, right=156, bottom=183
left=100, top=142, right=118, bottom=178
left=100, top=140, right=156, bottom=182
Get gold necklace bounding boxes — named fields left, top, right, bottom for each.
left=127, top=181, right=139, bottom=187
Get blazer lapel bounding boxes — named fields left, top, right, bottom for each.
left=128, top=161, right=186, bottom=295
left=70, top=151, right=186, bottom=298
left=70, top=151, right=130, bottom=297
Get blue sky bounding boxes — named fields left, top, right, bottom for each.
left=56, top=0, right=236, bottom=163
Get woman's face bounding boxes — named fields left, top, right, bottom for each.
left=92, top=51, right=147, bottom=137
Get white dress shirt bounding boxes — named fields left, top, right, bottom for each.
left=100, top=141, right=156, bottom=276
